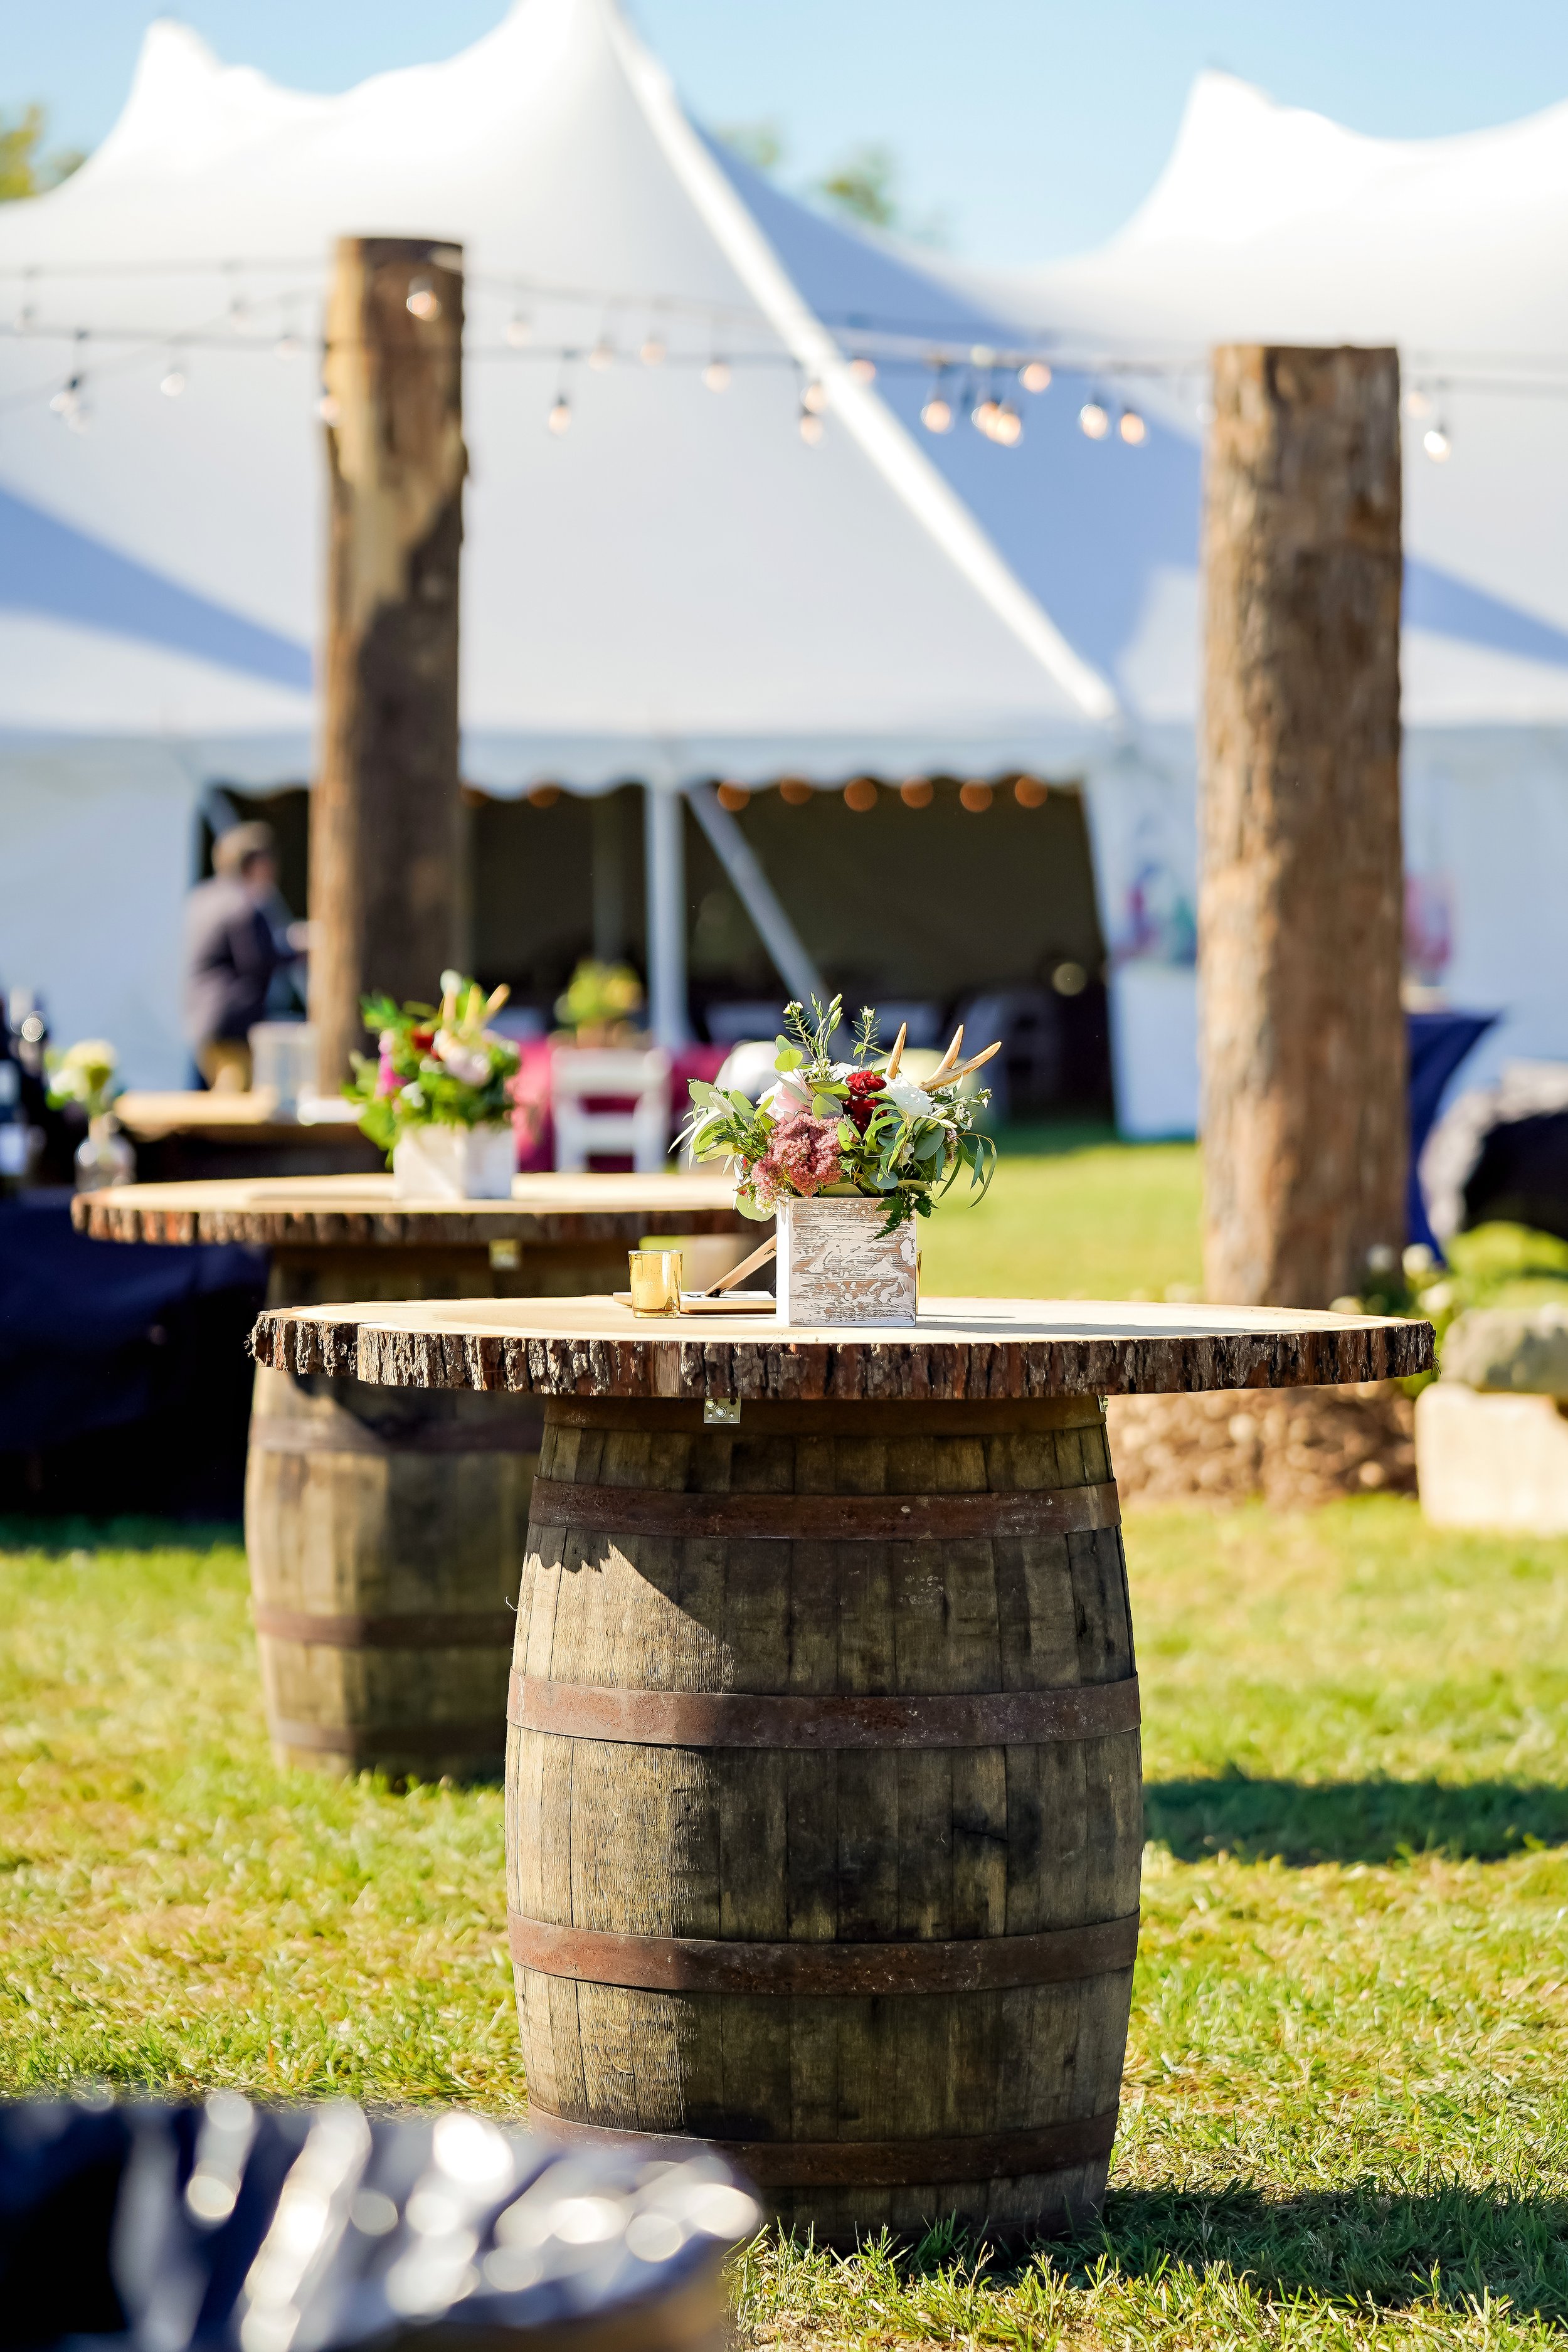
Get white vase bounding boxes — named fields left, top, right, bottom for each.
left=775, top=1195, right=918, bottom=1326
left=392, top=1122, right=516, bottom=1201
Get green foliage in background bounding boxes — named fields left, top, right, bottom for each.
left=1, top=105, right=83, bottom=201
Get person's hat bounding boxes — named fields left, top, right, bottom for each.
left=212, top=820, right=275, bottom=876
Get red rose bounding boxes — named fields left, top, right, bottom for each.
left=844, top=1069, right=886, bottom=1133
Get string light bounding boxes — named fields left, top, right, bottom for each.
left=49, top=374, right=84, bottom=426
left=226, top=294, right=249, bottom=331
left=548, top=391, right=572, bottom=435
left=1079, top=398, right=1110, bottom=440
left=640, top=332, right=665, bottom=365
left=1019, top=359, right=1051, bottom=394
left=702, top=357, right=731, bottom=391
left=505, top=312, right=532, bottom=348
left=798, top=405, right=824, bottom=445
left=716, top=782, right=750, bottom=810
left=959, top=780, right=993, bottom=813
left=588, top=334, right=615, bottom=370
left=405, top=277, right=441, bottom=322
left=1118, top=406, right=1146, bottom=445
left=1404, top=387, right=1433, bottom=420
left=848, top=354, right=876, bottom=384
left=987, top=401, right=1023, bottom=447
left=1423, top=421, right=1452, bottom=461
left=972, top=391, right=1001, bottom=436
left=316, top=381, right=339, bottom=424
left=778, top=778, right=813, bottom=805
left=844, top=778, right=878, bottom=812
left=921, top=366, right=954, bottom=433
left=273, top=332, right=302, bottom=361
left=899, top=778, right=933, bottom=807
left=159, top=361, right=186, bottom=398
left=801, top=379, right=829, bottom=415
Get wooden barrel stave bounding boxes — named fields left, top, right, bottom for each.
left=506, top=1396, right=1141, bottom=2242
left=249, top=1364, right=535, bottom=1777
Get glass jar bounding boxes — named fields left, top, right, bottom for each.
left=75, top=1113, right=135, bottom=1192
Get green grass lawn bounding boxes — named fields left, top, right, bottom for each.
left=4, top=1500, right=1567, bottom=2349
left=919, top=1122, right=1204, bottom=1302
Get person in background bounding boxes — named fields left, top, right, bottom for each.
left=183, top=822, right=299, bottom=1091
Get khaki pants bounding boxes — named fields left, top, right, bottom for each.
left=197, top=1038, right=253, bottom=1092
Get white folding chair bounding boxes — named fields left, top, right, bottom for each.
left=551, top=1047, right=672, bottom=1173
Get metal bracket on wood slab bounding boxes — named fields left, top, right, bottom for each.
left=703, top=1399, right=741, bottom=1425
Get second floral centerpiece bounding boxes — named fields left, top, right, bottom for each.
left=344, top=974, right=522, bottom=1200
left=682, top=997, right=999, bottom=1325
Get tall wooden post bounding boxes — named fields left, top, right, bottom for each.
left=311, top=236, right=466, bottom=1090
left=1200, top=344, right=1406, bottom=1308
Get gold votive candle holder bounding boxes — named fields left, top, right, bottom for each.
left=628, top=1248, right=684, bottom=1316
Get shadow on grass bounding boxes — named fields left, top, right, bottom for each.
left=1145, top=1774, right=1568, bottom=1863
left=0, top=1517, right=243, bottom=1556
left=1071, top=2183, right=1568, bottom=2323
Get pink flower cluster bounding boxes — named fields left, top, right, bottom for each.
left=749, top=1110, right=843, bottom=1207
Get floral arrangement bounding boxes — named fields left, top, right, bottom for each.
left=554, top=959, right=645, bottom=1044
left=682, top=995, right=999, bottom=1229
left=46, top=1038, right=121, bottom=1124
left=344, top=972, right=521, bottom=1158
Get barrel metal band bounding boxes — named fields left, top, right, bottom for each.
left=257, top=1607, right=515, bottom=1650
left=507, top=1910, right=1139, bottom=1994
left=251, top=1417, right=541, bottom=1457
left=508, top=1670, right=1140, bottom=1748
left=527, top=1478, right=1120, bottom=1542
left=532, top=2109, right=1119, bottom=2188
left=270, top=1716, right=504, bottom=1756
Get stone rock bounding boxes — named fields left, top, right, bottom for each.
left=1441, top=1306, right=1568, bottom=1396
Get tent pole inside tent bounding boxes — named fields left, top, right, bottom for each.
left=644, top=783, right=692, bottom=1049
left=686, top=785, right=826, bottom=1009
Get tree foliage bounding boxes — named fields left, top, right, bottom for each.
left=0, top=105, right=85, bottom=203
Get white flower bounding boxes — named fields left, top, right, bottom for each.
left=434, top=1029, right=492, bottom=1088
left=761, top=1074, right=812, bottom=1115
left=884, top=1075, right=935, bottom=1119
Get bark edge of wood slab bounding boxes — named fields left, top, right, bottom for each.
left=251, top=1292, right=1434, bottom=1397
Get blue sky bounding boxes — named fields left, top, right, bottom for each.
left=12, top=0, right=1568, bottom=263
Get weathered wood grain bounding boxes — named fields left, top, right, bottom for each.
left=251, top=1294, right=1435, bottom=1400
left=507, top=1392, right=1140, bottom=2243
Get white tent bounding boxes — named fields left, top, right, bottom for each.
left=4, top=26, right=1567, bottom=1124
left=935, top=70, right=1568, bottom=1126
left=0, top=0, right=1120, bottom=1082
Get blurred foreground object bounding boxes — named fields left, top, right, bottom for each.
left=311, top=239, right=466, bottom=1094
left=1200, top=346, right=1406, bottom=1307
left=0, top=2094, right=756, bottom=2352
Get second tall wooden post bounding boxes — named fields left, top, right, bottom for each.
left=1200, top=344, right=1406, bottom=1308
left=311, top=236, right=467, bottom=1091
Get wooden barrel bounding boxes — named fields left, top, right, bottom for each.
left=506, top=1392, right=1142, bottom=2245
left=248, top=1365, right=538, bottom=1777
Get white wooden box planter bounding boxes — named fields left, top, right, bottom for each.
left=775, top=1195, right=918, bottom=1326
left=392, top=1123, right=516, bottom=1201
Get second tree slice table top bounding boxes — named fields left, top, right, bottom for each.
left=73, top=1170, right=748, bottom=1251
left=246, top=1291, right=1432, bottom=2241
left=252, top=1291, right=1434, bottom=1396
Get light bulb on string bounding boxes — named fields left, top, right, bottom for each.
left=273, top=332, right=302, bottom=361
left=1118, top=406, right=1146, bottom=445
left=1404, top=387, right=1433, bottom=420
left=801, top=379, right=828, bottom=415
left=1079, top=398, right=1110, bottom=440
left=588, top=332, right=615, bottom=371
left=988, top=401, right=1023, bottom=447
left=848, top=353, right=876, bottom=384
left=1423, top=421, right=1451, bottom=462
left=316, top=385, right=340, bottom=425
left=548, top=391, right=572, bottom=435
left=921, top=363, right=954, bottom=432
left=798, top=405, right=824, bottom=445
left=49, top=374, right=83, bottom=425
left=640, top=331, right=665, bottom=366
left=1019, top=359, right=1051, bottom=394
left=972, top=381, right=1002, bottom=437
left=505, top=312, right=532, bottom=348
left=405, top=277, right=441, bottom=322
left=703, top=357, right=731, bottom=392
left=227, top=294, right=249, bottom=332
left=160, top=359, right=186, bottom=398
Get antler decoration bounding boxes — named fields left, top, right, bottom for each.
left=882, top=1022, right=908, bottom=1081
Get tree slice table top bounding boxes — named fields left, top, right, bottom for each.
left=252, top=1291, right=1434, bottom=1401
left=72, top=1171, right=748, bottom=1249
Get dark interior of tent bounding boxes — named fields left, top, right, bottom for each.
left=199, top=777, right=1111, bottom=1115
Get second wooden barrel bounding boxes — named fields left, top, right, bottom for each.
left=248, top=1365, right=536, bottom=1779
left=506, top=1393, right=1142, bottom=2245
